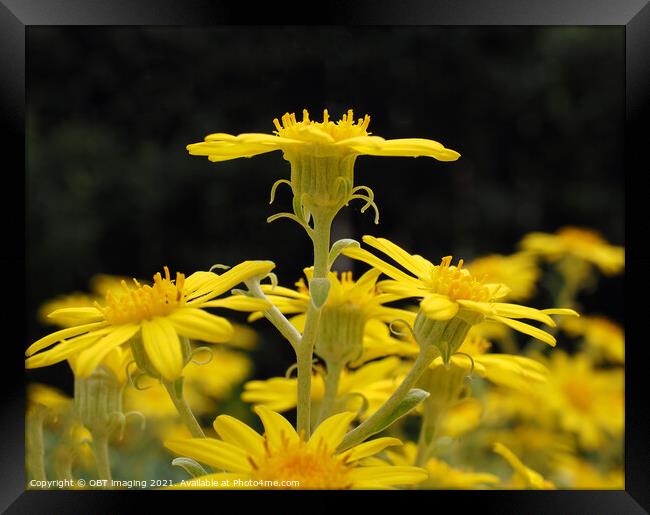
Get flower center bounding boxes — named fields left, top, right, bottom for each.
left=251, top=437, right=353, bottom=489
left=102, top=267, right=186, bottom=325
left=563, top=380, right=593, bottom=412
left=273, top=109, right=371, bottom=144
left=428, top=257, right=492, bottom=302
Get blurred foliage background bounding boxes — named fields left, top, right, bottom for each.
left=27, top=26, right=624, bottom=397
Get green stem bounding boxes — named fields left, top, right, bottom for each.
left=414, top=402, right=438, bottom=468
left=26, top=407, right=47, bottom=482
left=296, top=212, right=332, bottom=438
left=316, top=359, right=343, bottom=426
left=338, top=345, right=438, bottom=451
left=91, top=432, right=112, bottom=482
left=163, top=380, right=206, bottom=438
left=246, top=280, right=301, bottom=351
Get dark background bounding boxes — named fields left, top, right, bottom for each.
left=26, top=26, right=625, bottom=392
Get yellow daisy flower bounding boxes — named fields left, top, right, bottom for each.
left=387, top=443, right=500, bottom=489
left=26, top=261, right=273, bottom=382
left=493, top=442, right=556, bottom=490
left=520, top=226, right=624, bottom=276
left=188, top=109, right=459, bottom=223
left=552, top=455, right=624, bottom=489
left=250, top=267, right=414, bottom=365
left=466, top=251, right=540, bottom=302
left=541, top=351, right=623, bottom=450
left=242, top=356, right=404, bottom=419
left=343, top=235, right=577, bottom=358
left=165, top=406, right=428, bottom=489
left=561, top=315, right=624, bottom=364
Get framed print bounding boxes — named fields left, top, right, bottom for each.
left=1, top=0, right=648, bottom=512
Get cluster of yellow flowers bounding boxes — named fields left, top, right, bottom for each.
left=26, top=109, right=623, bottom=490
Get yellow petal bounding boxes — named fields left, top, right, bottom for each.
left=309, top=412, right=356, bottom=451
left=141, top=318, right=184, bottom=381
left=542, top=308, right=580, bottom=317
left=167, top=308, right=233, bottom=343
left=201, top=296, right=271, bottom=312
left=164, top=438, right=252, bottom=473
left=47, top=307, right=104, bottom=324
left=339, top=437, right=402, bottom=463
left=74, top=324, right=140, bottom=377
left=213, top=415, right=265, bottom=458
left=362, top=236, right=432, bottom=278
left=420, top=294, right=459, bottom=320
left=490, top=316, right=556, bottom=346
left=186, top=261, right=275, bottom=305
left=26, top=321, right=108, bottom=356
left=253, top=405, right=299, bottom=448
left=342, top=247, right=418, bottom=286
left=25, top=329, right=111, bottom=369
left=492, top=303, right=556, bottom=327
left=348, top=138, right=460, bottom=161
left=348, top=466, right=429, bottom=487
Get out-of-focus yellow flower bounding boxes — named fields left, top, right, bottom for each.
left=493, top=442, right=555, bottom=489
left=561, top=315, right=624, bottom=364
left=242, top=357, right=403, bottom=420
left=520, top=226, right=624, bottom=276
left=125, top=348, right=252, bottom=418
left=552, top=455, right=624, bottom=489
left=343, top=236, right=577, bottom=350
left=388, top=443, right=500, bottom=489
left=439, top=398, right=483, bottom=439
left=26, top=262, right=272, bottom=382
left=467, top=252, right=540, bottom=302
left=165, top=407, right=428, bottom=489
left=227, top=322, right=259, bottom=350
left=250, top=267, right=414, bottom=365
left=541, top=351, right=623, bottom=450
left=27, top=383, right=72, bottom=423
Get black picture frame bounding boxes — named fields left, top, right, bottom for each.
left=2, top=1, right=648, bottom=512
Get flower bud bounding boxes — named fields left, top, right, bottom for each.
left=74, top=365, right=124, bottom=435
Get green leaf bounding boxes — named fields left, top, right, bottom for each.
left=172, top=457, right=208, bottom=478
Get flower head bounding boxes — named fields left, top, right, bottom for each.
left=343, top=236, right=578, bottom=352
left=188, top=109, right=459, bottom=223
left=165, top=406, right=427, bottom=489
left=520, top=226, right=624, bottom=276
left=26, top=261, right=273, bottom=382
left=251, top=267, right=414, bottom=364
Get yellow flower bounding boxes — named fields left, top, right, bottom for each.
left=561, top=315, right=624, bottom=364
left=343, top=236, right=577, bottom=354
left=387, top=443, right=500, bottom=489
left=188, top=109, right=459, bottom=222
left=520, top=226, right=624, bottom=275
left=242, top=357, right=404, bottom=419
left=541, top=351, right=623, bottom=450
left=251, top=267, right=414, bottom=364
left=26, top=262, right=273, bottom=382
left=493, top=442, right=555, bottom=489
left=466, top=251, right=540, bottom=302
left=27, top=383, right=72, bottom=423
left=126, top=347, right=252, bottom=418
left=165, top=406, right=428, bottom=489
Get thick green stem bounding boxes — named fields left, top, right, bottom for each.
left=316, top=360, right=343, bottom=426
left=91, top=432, right=112, bottom=482
left=338, top=345, right=438, bottom=451
left=296, top=213, right=332, bottom=438
left=163, top=380, right=205, bottom=438
left=26, top=407, right=47, bottom=482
